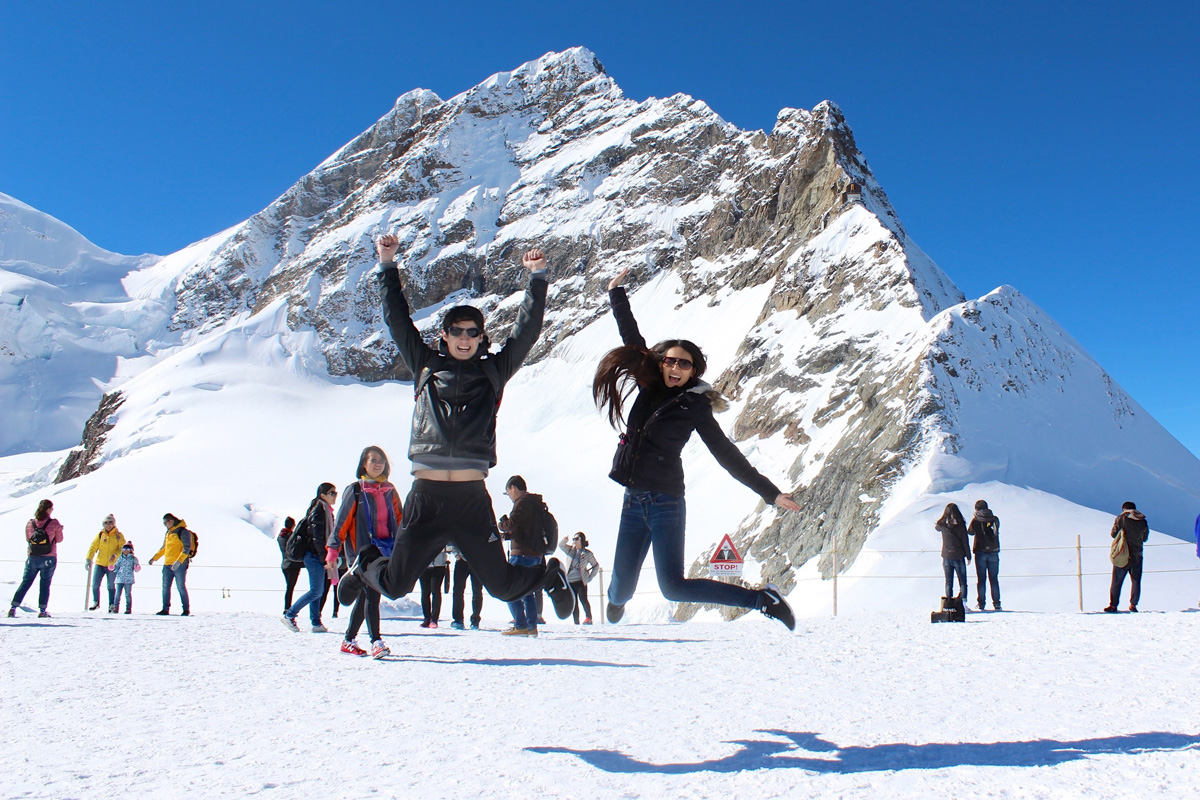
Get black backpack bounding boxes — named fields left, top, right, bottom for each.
left=536, top=499, right=558, bottom=556
left=284, top=516, right=311, bottom=563
left=28, top=521, right=52, bottom=556
left=184, top=529, right=199, bottom=559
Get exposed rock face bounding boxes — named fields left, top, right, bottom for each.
left=55, top=391, right=126, bottom=483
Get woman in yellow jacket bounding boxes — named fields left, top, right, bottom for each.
left=85, top=514, right=126, bottom=612
left=149, top=513, right=193, bottom=616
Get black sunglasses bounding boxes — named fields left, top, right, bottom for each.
left=661, top=356, right=694, bottom=370
left=446, top=325, right=482, bottom=339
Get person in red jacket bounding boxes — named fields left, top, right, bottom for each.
left=9, top=499, right=63, bottom=618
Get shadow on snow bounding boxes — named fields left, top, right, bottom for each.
left=528, top=729, right=1200, bottom=774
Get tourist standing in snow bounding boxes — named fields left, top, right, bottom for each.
left=1104, top=501, right=1150, bottom=613
left=935, top=504, right=971, bottom=605
left=277, top=517, right=303, bottom=613
left=8, top=499, right=62, bottom=618
left=448, top=543, right=483, bottom=629
left=329, top=447, right=401, bottom=658
left=282, top=483, right=337, bottom=634
left=419, top=547, right=449, bottom=628
left=967, top=500, right=1001, bottom=611
left=337, top=235, right=574, bottom=623
left=85, top=513, right=126, bottom=613
left=500, top=475, right=551, bottom=637
left=111, top=541, right=140, bottom=614
left=559, top=532, right=600, bottom=624
left=592, top=268, right=801, bottom=629
left=149, top=513, right=194, bottom=616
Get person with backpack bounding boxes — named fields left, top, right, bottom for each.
left=149, top=513, right=195, bottom=616
left=499, top=475, right=556, bottom=636
left=593, top=268, right=802, bottom=629
left=8, top=499, right=63, bottom=618
left=337, top=236, right=574, bottom=623
left=111, top=541, right=140, bottom=614
left=1104, top=501, right=1150, bottom=613
left=967, top=500, right=1001, bottom=611
left=328, top=447, right=401, bottom=658
left=282, top=483, right=337, bottom=633
left=85, top=514, right=126, bottom=612
left=935, top=503, right=971, bottom=607
left=559, top=532, right=600, bottom=624
left=277, top=517, right=303, bottom=613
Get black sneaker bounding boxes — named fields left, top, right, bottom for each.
left=180, top=610, right=190, bottom=617
left=540, top=558, right=576, bottom=619
left=606, top=601, right=625, bottom=624
left=155, top=609, right=170, bottom=616
left=759, top=585, right=795, bottom=631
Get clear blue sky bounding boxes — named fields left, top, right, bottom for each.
left=3, top=1, right=1197, bottom=457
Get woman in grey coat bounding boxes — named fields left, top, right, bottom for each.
left=559, top=532, right=600, bottom=624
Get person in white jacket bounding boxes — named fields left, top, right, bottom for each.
left=559, top=532, right=600, bottom=624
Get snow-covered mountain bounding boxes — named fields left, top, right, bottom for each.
left=0, top=192, right=164, bottom=456
left=2, top=48, right=1197, bottom=619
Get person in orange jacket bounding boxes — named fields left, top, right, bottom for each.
left=85, top=513, right=126, bottom=612
left=149, top=513, right=194, bottom=616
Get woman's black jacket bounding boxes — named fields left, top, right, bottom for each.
left=606, top=287, right=782, bottom=503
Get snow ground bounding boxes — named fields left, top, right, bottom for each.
left=2, top=608, right=1198, bottom=799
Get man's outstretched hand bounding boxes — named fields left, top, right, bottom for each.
left=376, top=233, right=400, bottom=263
left=522, top=248, right=546, bottom=272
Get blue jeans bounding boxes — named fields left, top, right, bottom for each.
left=11, top=555, right=57, bottom=610
left=285, top=553, right=326, bottom=625
left=607, top=489, right=761, bottom=610
left=507, top=555, right=542, bottom=629
left=942, top=557, right=968, bottom=603
left=92, top=562, right=116, bottom=607
left=975, top=552, right=1000, bottom=606
left=161, top=562, right=189, bottom=612
left=116, top=582, right=133, bottom=609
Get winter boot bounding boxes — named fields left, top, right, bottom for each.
left=758, top=585, right=796, bottom=631
left=606, top=601, right=625, bottom=623
left=156, top=609, right=170, bottom=615
left=541, top=558, right=576, bottom=619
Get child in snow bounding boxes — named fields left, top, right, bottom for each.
left=112, top=542, right=141, bottom=614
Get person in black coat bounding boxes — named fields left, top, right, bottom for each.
left=592, top=268, right=802, bottom=630
left=935, top=503, right=971, bottom=604
left=277, top=517, right=302, bottom=612
left=967, top=499, right=1002, bottom=611
left=282, top=483, right=337, bottom=633
left=341, top=235, right=575, bottom=622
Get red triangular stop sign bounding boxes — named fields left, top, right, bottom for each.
left=710, top=534, right=742, bottom=564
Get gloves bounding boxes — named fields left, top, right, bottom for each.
left=326, top=547, right=339, bottom=566
left=85, top=560, right=92, bottom=571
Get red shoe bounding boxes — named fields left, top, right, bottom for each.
left=340, top=639, right=368, bottom=656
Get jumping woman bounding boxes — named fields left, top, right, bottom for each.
left=593, top=268, right=802, bottom=630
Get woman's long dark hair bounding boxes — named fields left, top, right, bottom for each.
left=937, top=503, right=964, bottom=527
left=356, top=445, right=390, bottom=481
left=592, top=339, right=707, bottom=428
left=34, top=499, right=53, bottom=522
left=308, top=482, right=336, bottom=514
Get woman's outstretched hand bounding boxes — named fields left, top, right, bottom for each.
left=607, top=267, right=630, bottom=291
left=774, top=494, right=802, bottom=512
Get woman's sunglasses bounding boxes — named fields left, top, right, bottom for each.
left=661, top=356, right=694, bottom=370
